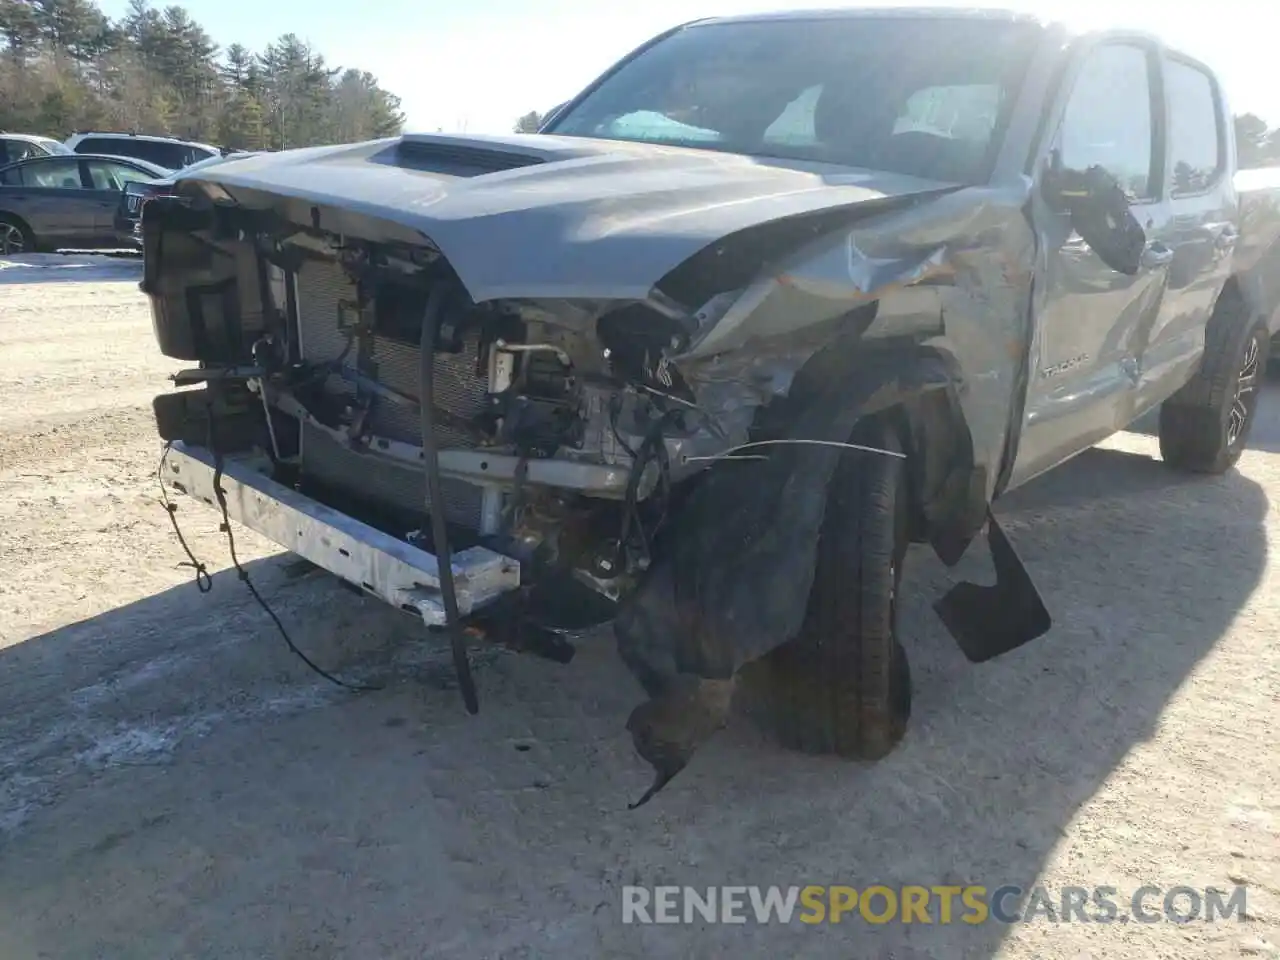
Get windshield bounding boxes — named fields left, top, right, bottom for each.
left=37, top=138, right=73, bottom=155
left=545, top=16, right=1040, bottom=183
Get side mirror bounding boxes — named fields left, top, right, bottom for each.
left=1042, top=155, right=1147, bottom=276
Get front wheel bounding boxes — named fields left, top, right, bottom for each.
left=738, top=416, right=912, bottom=760
left=1159, top=293, right=1268, bottom=475
left=0, top=214, right=35, bottom=255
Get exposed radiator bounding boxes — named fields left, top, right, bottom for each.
left=293, top=259, right=489, bottom=528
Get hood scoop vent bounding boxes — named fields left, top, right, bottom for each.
left=395, top=139, right=546, bottom=178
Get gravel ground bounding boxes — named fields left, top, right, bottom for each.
left=0, top=254, right=1276, bottom=959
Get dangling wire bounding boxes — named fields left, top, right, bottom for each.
left=156, top=427, right=380, bottom=693
left=681, top=437, right=908, bottom=464
left=158, top=442, right=212, bottom=593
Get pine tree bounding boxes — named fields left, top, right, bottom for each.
left=218, top=89, right=266, bottom=149
left=0, top=0, right=405, bottom=144
left=0, top=0, right=42, bottom=61
left=513, top=110, right=543, bottom=134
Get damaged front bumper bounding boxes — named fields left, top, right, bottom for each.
left=161, top=441, right=522, bottom=624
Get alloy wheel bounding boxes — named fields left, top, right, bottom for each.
left=0, top=223, right=26, bottom=255
left=1227, top=333, right=1261, bottom=448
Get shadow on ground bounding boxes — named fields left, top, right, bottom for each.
left=0, top=415, right=1270, bottom=958
left=0, top=252, right=142, bottom=285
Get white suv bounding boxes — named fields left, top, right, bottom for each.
left=64, top=132, right=221, bottom=171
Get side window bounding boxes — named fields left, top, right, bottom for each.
left=8, top=141, right=41, bottom=163
left=23, top=159, right=84, bottom=189
left=1057, top=44, right=1155, bottom=201
left=84, top=160, right=153, bottom=191
left=1165, top=59, right=1222, bottom=195
left=122, top=141, right=184, bottom=168
left=86, top=137, right=148, bottom=162
left=151, top=144, right=187, bottom=168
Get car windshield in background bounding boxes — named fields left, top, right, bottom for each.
left=546, top=16, right=1040, bottom=183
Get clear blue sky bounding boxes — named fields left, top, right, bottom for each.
left=97, top=0, right=1279, bottom=134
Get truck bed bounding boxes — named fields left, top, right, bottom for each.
left=1234, top=166, right=1280, bottom=336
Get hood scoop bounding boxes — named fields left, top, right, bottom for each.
left=395, top=138, right=546, bottom=178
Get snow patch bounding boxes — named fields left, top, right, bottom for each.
left=2, top=679, right=347, bottom=837
left=75, top=724, right=183, bottom=769
left=0, top=252, right=142, bottom=284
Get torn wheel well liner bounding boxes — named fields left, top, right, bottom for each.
left=614, top=337, right=984, bottom=693
left=612, top=337, right=990, bottom=802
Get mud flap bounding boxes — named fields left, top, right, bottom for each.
left=933, top=510, right=1050, bottom=662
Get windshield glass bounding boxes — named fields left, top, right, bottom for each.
left=546, top=16, right=1040, bottom=183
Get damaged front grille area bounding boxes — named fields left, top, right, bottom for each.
left=293, top=258, right=491, bottom=529
left=144, top=198, right=776, bottom=625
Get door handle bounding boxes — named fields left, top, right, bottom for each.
left=1140, top=242, right=1174, bottom=269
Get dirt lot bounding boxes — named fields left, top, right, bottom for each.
left=0, top=254, right=1276, bottom=959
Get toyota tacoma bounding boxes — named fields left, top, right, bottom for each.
left=142, top=8, right=1280, bottom=804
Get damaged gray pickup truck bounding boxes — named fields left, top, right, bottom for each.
left=145, top=8, right=1280, bottom=804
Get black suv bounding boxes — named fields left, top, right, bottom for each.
left=64, top=132, right=221, bottom=171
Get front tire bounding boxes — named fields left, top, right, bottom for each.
left=740, top=417, right=912, bottom=760
left=1159, top=291, right=1267, bottom=475
left=0, top=214, right=35, bottom=255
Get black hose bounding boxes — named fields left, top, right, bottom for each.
left=420, top=284, right=479, bottom=714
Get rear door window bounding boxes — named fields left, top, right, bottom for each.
left=141, top=142, right=189, bottom=168
left=1164, top=58, right=1223, bottom=195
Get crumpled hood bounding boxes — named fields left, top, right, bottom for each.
left=180, top=132, right=959, bottom=303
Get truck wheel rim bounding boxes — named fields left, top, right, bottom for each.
left=0, top=223, right=24, bottom=254
left=1228, top=335, right=1261, bottom=448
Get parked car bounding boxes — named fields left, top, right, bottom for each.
left=0, top=133, right=73, bottom=166
left=114, top=151, right=260, bottom=246
left=143, top=8, right=1280, bottom=802
left=0, top=154, right=169, bottom=253
left=64, top=132, right=220, bottom=171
